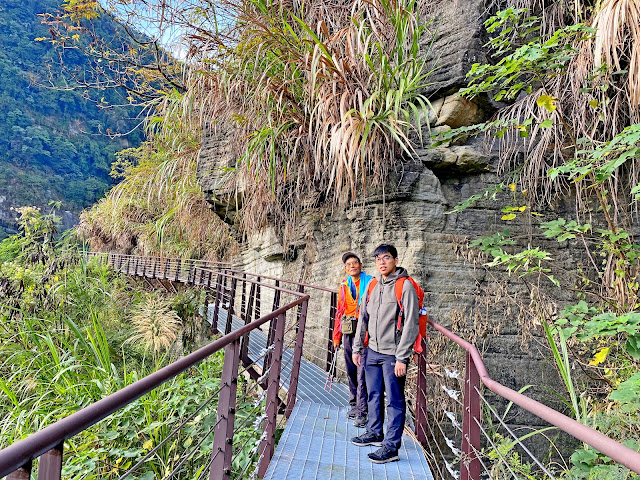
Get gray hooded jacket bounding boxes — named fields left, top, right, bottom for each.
left=353, top=267, right=420, bottom=364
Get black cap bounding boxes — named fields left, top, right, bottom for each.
left=342, top=252, right=361, bottom=264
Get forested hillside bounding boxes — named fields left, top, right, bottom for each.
left=0, top=0, right=143, bottom=237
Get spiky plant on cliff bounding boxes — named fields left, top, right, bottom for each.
left=186, top=0, right=435, bottom=234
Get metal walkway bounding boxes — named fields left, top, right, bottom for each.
left=213, top=308, right=432, bottom=478
left=263, top=401, right=433, bottom=480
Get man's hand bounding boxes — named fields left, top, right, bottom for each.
left=394, top=361, right=406, bottom=377
left=353, top=353, right=362, bottom=367
left=333, top=340, right=340, bottom=351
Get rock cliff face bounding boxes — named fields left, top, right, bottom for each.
left=196, top=0, right=581, bottom=457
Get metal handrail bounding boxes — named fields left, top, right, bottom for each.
left=224, top=269, right=337, bottom=294
left=193, top=268, right=314, bottom=297
left=0, top=297, right=307, bottom=477
left=86, top=252, right=232, bottom=266
left=0, top=256, right=310, bottom=480
left=425, top=319, right=640, bottom=476
left=71, top=254, right=640, bottom=477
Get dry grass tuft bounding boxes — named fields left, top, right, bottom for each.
left=126, top=296, right=182, bottom=354
left=178, top=0, right=433, bottom=235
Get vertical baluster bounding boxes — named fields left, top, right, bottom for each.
left=225, top=277, right=237, bottom=334
left=240, top=274, right=247, bottom=323
left=327, top=291, right=337, bottom=371
left=461, top=351, right=481, bottom=480
left=187, top=259, right=195, bottom=284
left=37, top=442, right=64, bottom=480
left=257, top=312, right=286, bottom=478
left=209, top=340, right=240, bottom=480
left=255, top=278, right=261, bottom=321
left=175, top=258, right=181, bottom=282
left=212, top=273, right=222, bottom=335
left=271, top=280, right=281, bottom=313
left=152, top=257, right=158, bottom=279
left=263, top=281, right=280, bottom=375
left=415, top=338, right=428, bottom=445
left=286, top=297, right=308, bottom=418
left=240, top=282, right=256, bottom=364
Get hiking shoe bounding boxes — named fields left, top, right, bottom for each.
left=368, top=446, right=399, bottom=464
left=346, top=408, right=359, bottom=419
left=353, top=416, right=367, bottom=428
left=351, top=432, right=383, bottom=447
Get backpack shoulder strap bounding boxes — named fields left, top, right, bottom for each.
left=394, top=277, right=406, bottom=310
left=394, top=277, right=406, bottom=330
left=366, top=278, right=377, bottom=300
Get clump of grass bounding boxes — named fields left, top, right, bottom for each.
left=78, top=125, right=238, bottom=260
left=127, top=296, right=182, bottom=356
left=178, top=0, right=435, bottom=235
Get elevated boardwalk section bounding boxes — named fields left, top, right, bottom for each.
left=219, top=308, right=433, bottom=479
left=264, top=402, right=433, bottom=480
left=5, top=254, right=640, bottom=480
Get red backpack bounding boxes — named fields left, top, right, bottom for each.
left=364, top=276, right=429, bottom=354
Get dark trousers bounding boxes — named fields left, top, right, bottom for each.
left=342, top=333, right=367, bottom=416
left=365, top=349, right=406, bottom=451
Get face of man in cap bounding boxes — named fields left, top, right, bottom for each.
left=343, top=253, right=362, bottom=278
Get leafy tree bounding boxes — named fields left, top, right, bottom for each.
left=0, top=0, right=144, bottom=235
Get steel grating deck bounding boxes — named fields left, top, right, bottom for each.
left=211, top=307, right=432, bottom=479
left=262, top=401, right=434, bottom=480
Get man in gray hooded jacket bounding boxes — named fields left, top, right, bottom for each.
left=351, top=243, right=420, bottom=464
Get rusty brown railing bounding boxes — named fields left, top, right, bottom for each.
left=5, top=252, right=639, bottom=480
left=89, top=253, right=343, bottom=376
left=414, top=320, right=640, bottom=479
left=0, top=258, right=309, bottom=480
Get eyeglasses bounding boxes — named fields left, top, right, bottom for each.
left=375, top=255, right=394, bottom=263
left=345, top=260, right=360, bottom=267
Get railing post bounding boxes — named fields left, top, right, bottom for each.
left=225, top=277, right=238, bottom=334
left=175, top=258, right=181, bottom=282
left=210, top=339, right=240, bottom=480
left=271, top=280, right=281, bottom=313
left=461, top=350, right=481, bottom=480
left=152, top=258, right=158, bottom=279
left=212, top=273, right=223, bottom=335
left=240, top=274, right=247, bottom=323
left=327, top=291, right=337, bottom=371
left=7, top=461, right=31, bottom=480
left=257, top=312, right=286, bottom=478
left=415, top=337, right=428, bottom=445
left=263, top=281, right=280, bottom=376
left=241, top=282, right=256, bottom=364
left=37, top=442, right=63, bottom=480
left=134, top=256, right=140, bottom=276
left=286, top=297, right=308, bottom=418
left=255, top=279, right=261, bottom=321
left=187, top=259, right=195, bottom=284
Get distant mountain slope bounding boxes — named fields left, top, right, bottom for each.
left=0, top=0, right=143, bottom=236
